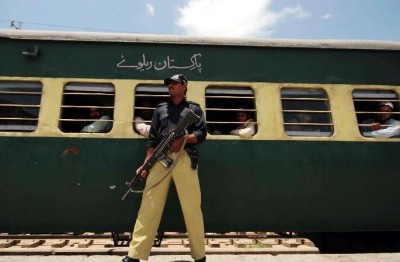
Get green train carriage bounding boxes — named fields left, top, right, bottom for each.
left=1, top=30, right=400, bottom=251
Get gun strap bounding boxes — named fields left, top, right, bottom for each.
left=131, top=129, right=188, bottom=194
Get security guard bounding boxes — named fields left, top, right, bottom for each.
left=123, top=74, right=207, bottom=262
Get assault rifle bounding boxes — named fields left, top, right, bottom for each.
left=122, top=110, right=200, bottom=200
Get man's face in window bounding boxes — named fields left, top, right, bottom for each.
left=297, top=112, right=312, bottom=123
left=139, top=102, right=152, bottom=120
left=237, top=112, right=249, bottom=123
left=89, top=108, right=102, bottom=119
left=377, top=105, right=393, bottom=122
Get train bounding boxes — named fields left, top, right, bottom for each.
left=1, top=29, right=400, bottom=252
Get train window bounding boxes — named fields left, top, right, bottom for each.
left=133, top=84, right=168, bottom=136
left=0, top=81, right=42, bottom=132
left=205, top=86, right=257, bottom=136
left=281, top=88, right=333, bottom=137
left=59, top=83, right=115, bottom=133
left=353, top=90, right=400, bottom=138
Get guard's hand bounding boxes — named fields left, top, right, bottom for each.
left=136, top=166, right=149, bottom=180
left=169, top=136, right=184, bottom=151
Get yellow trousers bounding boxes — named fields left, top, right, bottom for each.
left=128, top=151, right=206, bottom=261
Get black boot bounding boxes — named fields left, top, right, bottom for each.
left=122, top=256, right=139, bottom=262
left=195, top=257, right=206, bottom=262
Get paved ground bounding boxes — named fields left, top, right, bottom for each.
left=1, top=254, right=400, bottom=262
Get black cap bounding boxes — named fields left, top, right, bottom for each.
left=164, top=74, right=188, bottom=85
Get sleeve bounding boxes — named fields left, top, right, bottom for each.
left=230, top=129, right=239, bottom=135
left=134, top=117, right=150, bottom=138
left=80, top=115, right=111, bottom=133
left=370, top=125, right=400, bottom=138
left=146, top=109, right=161, bottom=148
left=237, top=123, right=255, bottom=137
left=191, top=105, right=207, bottom=144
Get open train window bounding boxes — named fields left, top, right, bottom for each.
left=205, top=86, right=257, bottom=136
left=133, top=84, right=168, bottom=136
left=59, top=83, right=114, bottom=133
left=281, top=88, right=333, bottom=137
left=353, top=90, right=400, bottom=138
left=0, top=81, right=42, bottom=132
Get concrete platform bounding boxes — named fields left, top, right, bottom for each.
left=0, top=237, right=319, bottom=255
left=1, top=254, right=400, bottom=262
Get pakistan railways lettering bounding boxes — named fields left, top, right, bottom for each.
left=116, top=53, right=202, bottom=73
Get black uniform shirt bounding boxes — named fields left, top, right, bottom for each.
left=146, top=99, right=207, bottom=149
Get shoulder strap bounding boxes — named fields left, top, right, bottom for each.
left=180, top=101, right=198, bottom=119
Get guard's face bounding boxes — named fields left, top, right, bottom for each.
left=168, top=80, right=186, bottom=97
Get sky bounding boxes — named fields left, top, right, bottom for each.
left=0, top=0, right=399, bottom=41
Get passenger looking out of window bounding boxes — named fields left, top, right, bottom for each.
left=80, top=107, right=112, bottom=133
left=286, top=112, right=314, bottom=131
left=361, top=101, right=400, bottom=138
left=230, top=108, right=255, bottom=137
left=134, top=102, right=152, bottom=138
